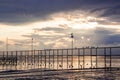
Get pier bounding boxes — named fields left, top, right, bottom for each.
left=0, top=46, right=120, bottom=71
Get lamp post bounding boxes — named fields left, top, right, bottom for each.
left=70, top=33, right=74, bottom=69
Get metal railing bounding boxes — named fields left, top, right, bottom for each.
left=0, top=46, right=120, bottom=71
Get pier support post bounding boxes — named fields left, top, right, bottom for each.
left=78, top=49, right=80, bottom=69
left=110, top=48, right=112, bottom=71
left=67, top=49, right=68, bottom=70
left=104, top=48, right=107, bottom=71
left=2, top=51, right=5, bottom=70
left=53, top=50, right=55, bottom=69
left=57, top=50, right=59, bottom=70
left=45, top=50, right=46, bottom=70
left=40, top=50, right=42, bottom=69
left=96, top=48, right=98, bottom=70
left=90, top=48, right=92, bottom=70
left=62, top=49, right=63, bottom=70
left=83, top=48, right=85, bottom=69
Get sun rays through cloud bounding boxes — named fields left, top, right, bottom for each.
left=0, top=0, right=120, bottom=50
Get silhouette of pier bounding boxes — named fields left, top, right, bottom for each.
left=0, top=46, right=120, bottom=71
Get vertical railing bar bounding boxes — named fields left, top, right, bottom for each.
left=20, top=51, right=22, bottom=70
left=78, top=49, right=80, bottom=69
left=26, top=51, right=28, bottom=69
left=110, top=47, right=112, bottom=71
left=96, top=48, right=98, bottom=70
left=40, top=50, right=42, bottom=79
left=62, top=49, right=63, bottom=70
left=10, top=51, right=13, bottom=70
left=104, top=48, right=106, bottom=71
left=38, top=50, right=40, bottom=69
left=49, top=50, right=50, bottom=69
left=45, top=50, right=46, bottom=70
left=34, top=50, right=35, bottom=69
left=57, top=49, right=59, bottom=70
left=71, top=48, right=73, bottom=69
left=53, top=50, right=55, bottom=69
left=41, top=50, right=42, bottom=69
left=2, top=51, right=4, bottom=70
left=6, top=51, right=8, bottom=70
left=83, top=48, right=85, bottom=69
left=67, top=49, right=68, bottom=70
left=25, top=51, right=26, bottom=69
left=28, top=51, right=30, bottom=69
left=31, top=50, right=33, bottom=69
left=15, top=51, right=17, bottom=70
left=90, top=48, right=92, bottom=69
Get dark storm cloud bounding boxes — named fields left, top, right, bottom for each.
left=104, top=35, right=120, bottom=45
left=91, top=4, right=120, bottom=22
left=0, top=0, right=120, bottom=24
left=101, top=5, right=120, bottom=17
left=94, top=27, right=120, bottom=45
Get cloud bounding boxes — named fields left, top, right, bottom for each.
left=0, top=41, right=4, bottom=45
left=0, top=0, right=81, bottom=25
left=102, top=34, right=120, bottom=45
left=0, top=0, right=120, bottom=25
left=34, top=27, right=66, bottom=33
left=21, top=26, right=120, bottom=49
left=91, top=5, right=120, bottom=23
left=1, top=25, right=118, bottom=51
left=22, top=27, right=69, bottom=44
left=20, top=26, right=73, bottom=49
left=0, top=41, right=4, bottom=50
left=101, top=5, right=120, bottom=17
left=93, top=27, right=120, bottom=46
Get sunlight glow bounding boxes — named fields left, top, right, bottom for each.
left=71, top=22, right=98, bottom=29
left=0, top=10, right=120, bottom=50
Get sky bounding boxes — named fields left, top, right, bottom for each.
left=0, top=0, right=120, bottom=51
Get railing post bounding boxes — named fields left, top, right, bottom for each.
left=104, top=48, right=106, bottom=71
left=110, top=48, right=112, bottom=71
left=15, top=51, right=17, bottom=70
left=53, top=50, right=55, bottom=69
left=2, top=51, right=4, bottom=70
left=48, top=50, right=50, bottom=69
left=20, top=51, right=22, bottom=70
left=38, top=50, right=39, bottom=69
left=57, top=49, right=59, bottom=70
left=96, top=48, right=98, bottom=70
left=28, top=51, right=29, bottom=69
left=10, top=51, right=12, bottom=70
left=45, top=50, right=46, bottom=70
left=90, top=48, right=92, bottom=69
left=67, top=49, right=68, bottom=70
left=40, top=50, right=42, bottom=69
left=78, top=49, right=80, bottom=69
left=25, top=51, right=27, bottom=70
left=62, top=49, right=63, bottom=70
left=83, top=48, right=85, bottom=69
left=6, top=51, right=8, bottom=70
left=31, top=50, right=33, bottom=69
left=71, top=48, right=73, bottom=69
